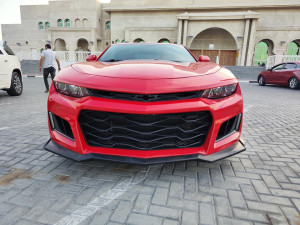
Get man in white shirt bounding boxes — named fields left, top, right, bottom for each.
left=39, top=44, right=61, bottom=92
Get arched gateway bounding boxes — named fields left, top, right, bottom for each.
left=54, top=38, right=67, bottom=51
left=190, top=28, right=237, bottom=65
left=77, top=38, right=89, bottom=51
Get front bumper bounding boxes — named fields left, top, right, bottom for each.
left=44, top=138, right=245, bottom=164
left=45, top=82, right=245, bottom=163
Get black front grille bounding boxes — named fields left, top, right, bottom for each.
left=88, top=89, right=204, bottom=102
left=79, top=110, right=212, bottom=150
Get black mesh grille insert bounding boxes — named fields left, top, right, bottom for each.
left=216, top=114, right=242, bottom=141
left=88, top=89, right=204, bottom=102
left=50, top=113, right=74, bottom=140
left=79, top=110, right=212, bottom=150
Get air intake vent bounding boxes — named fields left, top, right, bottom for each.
left=216, top=114, right=242, bottom=141
left=49, top=112, right=74, bottom=140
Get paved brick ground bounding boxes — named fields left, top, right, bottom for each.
left=0, top=77, right=299, bottom=225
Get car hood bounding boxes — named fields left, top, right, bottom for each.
left=71, top=60, right=221, bottom=79
left=56, top=61, right=237, bottom=94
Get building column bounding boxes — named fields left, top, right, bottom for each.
left=90, top=30, right=97, bottom=52
left=177, top=20, right=183, bottom=44
left=182, top=20, right=188, bottom=46
left=246, top=19, right=257, bottom=66
left=240, top=19, right=250, bottom=66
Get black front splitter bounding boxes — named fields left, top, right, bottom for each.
left=44, top=139, right=246, bottom=164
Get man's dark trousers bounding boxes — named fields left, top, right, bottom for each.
left=43, top=67, right=56, bottom=90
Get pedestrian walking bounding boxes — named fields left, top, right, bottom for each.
left=39, top=44, right=61, bottom=92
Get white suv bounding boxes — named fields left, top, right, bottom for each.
left=0, top=41, right=23, bottom=96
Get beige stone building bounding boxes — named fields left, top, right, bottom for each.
left=2, top=0, right=300, bottom=65
left=2, top=0, right=111, bottom=54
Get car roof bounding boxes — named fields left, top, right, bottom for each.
left=275, top=61, right=300, bottom=65
left=285, top=61, right=300, bottom=64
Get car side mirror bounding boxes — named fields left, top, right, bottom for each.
left=268, top=68, right=272, bottom=71
left=198, top=55, right=210, bottom=62
left=86, top=54, right=97, bottom=62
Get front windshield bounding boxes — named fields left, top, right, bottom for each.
left=99, top=44, right=196, bottom=63
left=2, top=42, right=15, bottom=55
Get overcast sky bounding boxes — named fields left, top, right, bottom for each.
left=0, top=0, right=111, bottom=40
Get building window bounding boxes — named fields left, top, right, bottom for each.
left=133, top=38, right=145, bottom=43
left=75, top=19, right=81, bottom=28
left=65, top=19, right=71, bottom=27
left=38, top=22, right=44, bottom=29
left=3, top=42, right=15, bottom=55
left=82, top=18, right=88, bottom=27
left=158, top=38, right=170, bottom=43
left=57, top=19, right=63, bottom=27
left=45, top=22, right=50, bottom=28
left=106, top=21, right=111, bottom=29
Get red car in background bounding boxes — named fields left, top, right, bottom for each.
left=44, top=43, right=245, bottom=164
left=258, top=62, right=300, bottom=89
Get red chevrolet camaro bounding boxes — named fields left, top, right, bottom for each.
left=44, top=43, right=245, bottom=164
left=258, top=62, right=300, bottom=89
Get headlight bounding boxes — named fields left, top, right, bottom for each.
left=54, top=82, right=89, bottom=98
left=202, top=84, right=237, bottom=99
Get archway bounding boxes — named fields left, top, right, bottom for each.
left=286, top=40, right=300, bottom=55
left=190, top=28, right=237, bottom=65
left=77, top=38, right=89, bottom=51
left=158, top=38, right=170, bottom=43
left=133, top=38, right=145, bottom=43
left=253, top=39, right=274, bottom=66
left=54, top=38, right=67, bottom=51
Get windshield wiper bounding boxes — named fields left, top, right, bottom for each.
left=169, top=60, right=183, bottom=63
left=153, top=59, right=183, bottom=63
left=102, top=59, right=122, bottom=62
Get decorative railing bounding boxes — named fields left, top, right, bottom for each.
left=55, top=51, right=102, bottom=62
left=267, top=55, right=300, bottom=69
left=16, top=51, right=102, bottom=62
left=16, top=51, right=38, bottom=61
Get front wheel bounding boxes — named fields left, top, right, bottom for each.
left=7, top=72, right=23, bottom=96
left=288, top=77, right=299, bottom=89
left=258, top=76, right=265, bottom=86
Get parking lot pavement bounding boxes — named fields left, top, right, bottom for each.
left=0, top=77, right=299, bottom=225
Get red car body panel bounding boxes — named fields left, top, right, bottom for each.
left=45, top=44, right=245, bottom=163
left=55, top=62, right=236, bottom=94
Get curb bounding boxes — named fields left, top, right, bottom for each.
left=24, top=75, right=43, bottom=78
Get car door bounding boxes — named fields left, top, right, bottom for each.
left=268, top=63, right=285, bottom=84
left=282, top=63, right=297, bottom=85
left=0, top=48, right=10, bottom=88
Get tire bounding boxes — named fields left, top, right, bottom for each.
left=258, top=76, right=265, bottom=86
left=7, top=72, right=23, bottom=96
left=288, top=77, right=299, bottom=89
